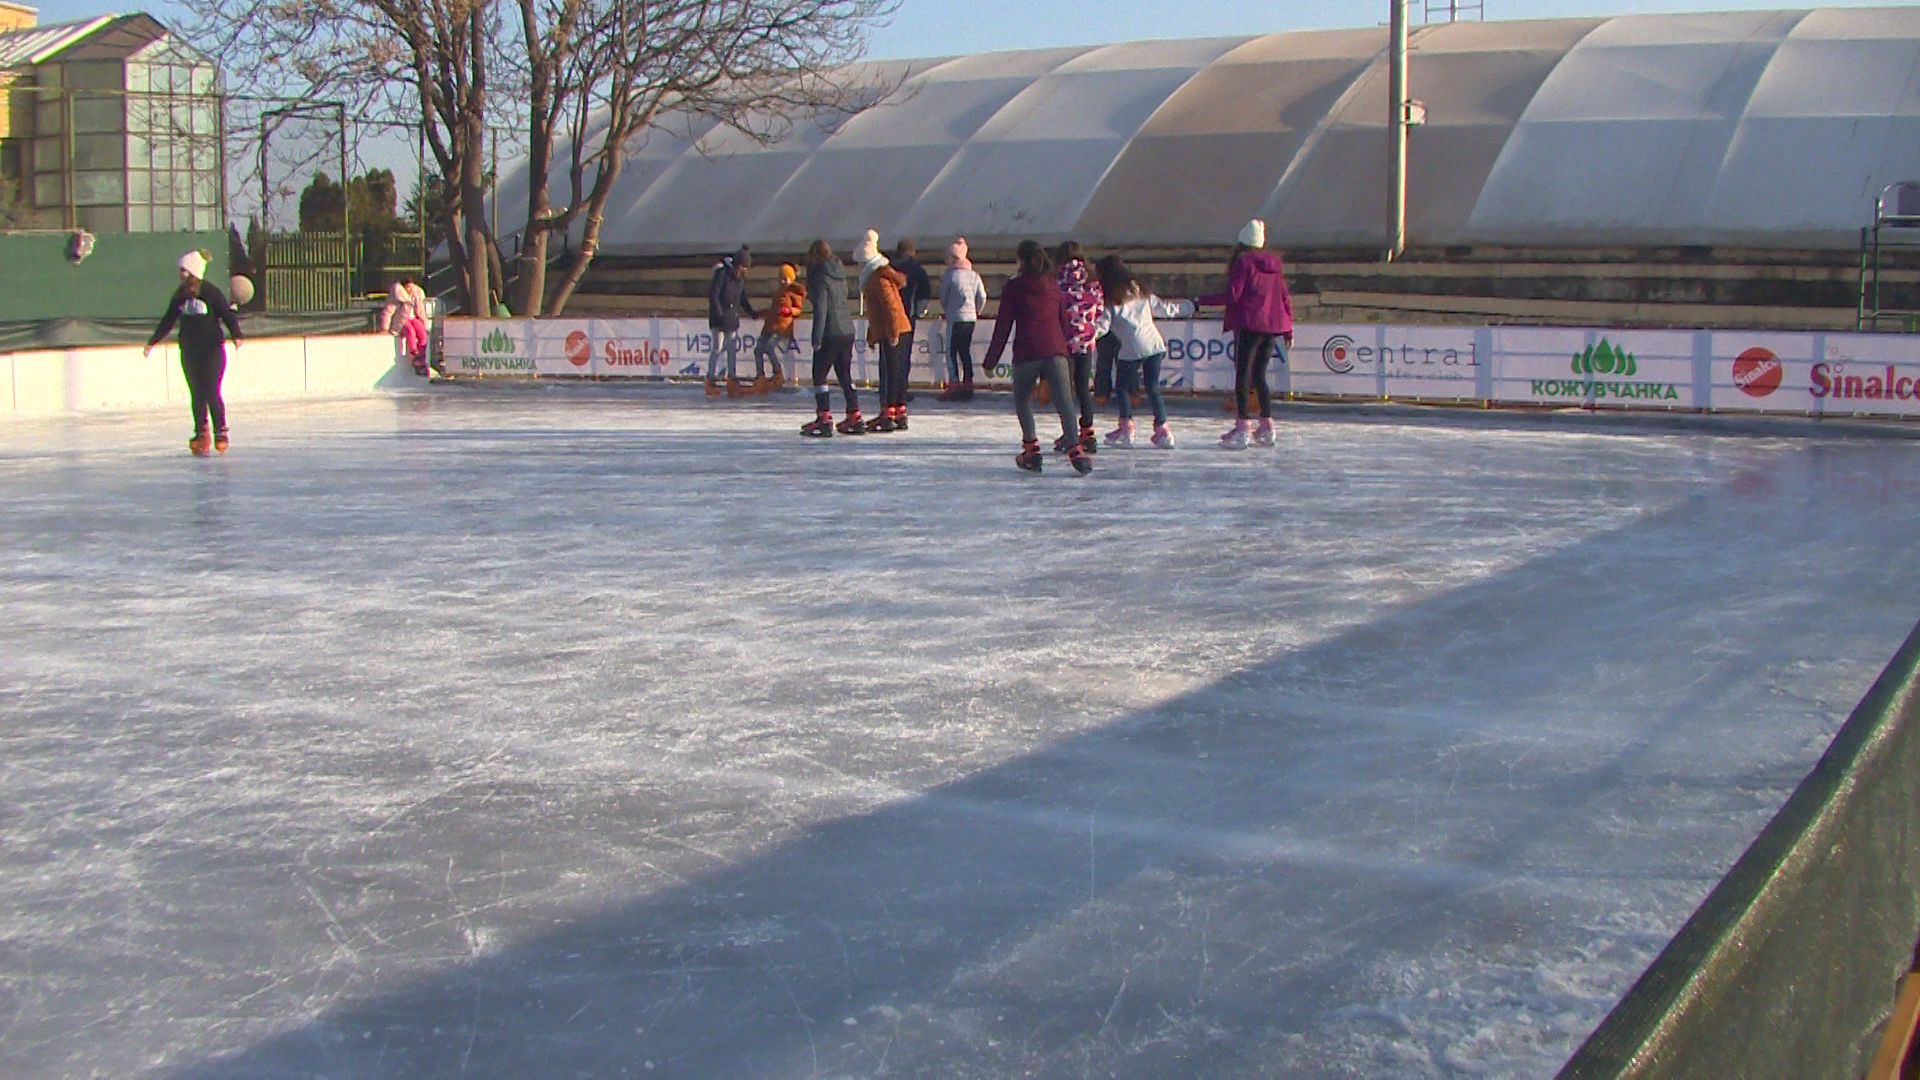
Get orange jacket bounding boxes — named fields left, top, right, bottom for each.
left=761, top=282, right=806, bottom=338
left=863, top=265, right=910, bottom=346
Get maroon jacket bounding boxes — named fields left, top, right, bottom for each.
left=1197, top=250, right=1293, bottom=335
left=983, top=272, right=1071, bottom=366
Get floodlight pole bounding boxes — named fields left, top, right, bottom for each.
left=1387, top=0, right=1410, bottom=262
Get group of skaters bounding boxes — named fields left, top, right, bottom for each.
left=150, top=219, right=1292, bottom=467
left=709, top=219, right=1296, bottom=473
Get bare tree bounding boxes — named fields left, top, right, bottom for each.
left=185, top=0, right=895, bottom=316
left=506, top=0, right=901, bottom=315
left=180, top=0, right=507, bottom=312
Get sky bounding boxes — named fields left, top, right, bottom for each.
left=23, top=0, right=1907, bottom=59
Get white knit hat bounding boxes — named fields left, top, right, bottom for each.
left=1236, top=219, right=1266, bottom=248
left=853, top=228, right=887, bottom=287
left=179, top=249, right=208, bottom=279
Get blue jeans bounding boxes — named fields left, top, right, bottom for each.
left=1114, top=352, right=1167, bottom=425
left=706, top=332, right=740, bottom=381
left=753, top=334, right=787, bottom=379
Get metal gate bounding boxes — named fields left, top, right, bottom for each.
left=264, top=232, right=352, bottom=313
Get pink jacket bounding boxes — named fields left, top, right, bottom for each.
left=380, top=281, right=428, bottom=331
left=1197, top=251, right=1293, bottom=336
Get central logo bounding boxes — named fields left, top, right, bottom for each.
left=564, top=330, right=591, bottom=367
left=481, top=328, right=516, bottom=354
left=1572, top=338, right=1637, bottom=377
left=1322, top=334, right=1356, bottom=374
left=1733, top=347, right=1782, bottom=398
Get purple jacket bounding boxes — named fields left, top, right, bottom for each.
left=983, top=273, right=1071, bottom=366
left=1197, top=250, right=1293, bottom=336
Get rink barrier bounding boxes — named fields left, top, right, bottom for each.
left=1560, top=620, right=1920, bottom=1079
left=439, top=317, right=1920, bottom=421
left=0, top=333, right=422, bottom=417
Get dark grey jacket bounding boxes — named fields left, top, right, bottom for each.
left=807, top=260, right=854, bottom=348
left=707, top=259, right=756, bottom=332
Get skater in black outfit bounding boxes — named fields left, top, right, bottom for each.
left=801, top=238, right=865, bottom=436
left=145, top=249, right=242, bottom=456
left=891, top=239, right=932, bottom=400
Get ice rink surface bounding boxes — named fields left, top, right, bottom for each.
left=4, top=386, right=1920, bottom=1079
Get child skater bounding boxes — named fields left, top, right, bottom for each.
left=937, top=237, right=986, bottom=401
left=983, top=240, right=1090, bottom=475
left=754, top=262, right=805, bottom=391
left=1193, top=219, right=1293, bottom=449
left=379, top=273, right=431, bottom=376
left=854, top=229, right=912, bottom=432
left=145, top=249, right=243, bottom=456
left=1094, top=254, right=1189, bottom=449
left=802, top=239, right=865, bottom=436
left=1053, top=240, right=1104, bottom=455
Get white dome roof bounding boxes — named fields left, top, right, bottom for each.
left=506, top=7, right=1920, bottom=254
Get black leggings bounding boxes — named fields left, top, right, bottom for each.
left=1234, top=331, right=1277, bottom=420
left=811, top=336, right=858, bottom=413
left=182, top=347, right=228, bottom=433
left=947, top=322, right=975, bottom=383
left=876, top=338, right=908, bottom=408
left=1012, top=356, right=1075, bottom=444
left=1067, top=349, right=1095, bottom=431
left=1094, top=332, right=1119, bottom=399
left=897, top=328, right=915, bottom=403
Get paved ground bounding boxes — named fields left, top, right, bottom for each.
left=3, top=387, right=1918, bottom=1078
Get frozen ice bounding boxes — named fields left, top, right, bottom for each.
left=2, top=386, right=1918, bottom=1078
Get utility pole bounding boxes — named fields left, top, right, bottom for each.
left=1387, top=0, right=1409, bottom=262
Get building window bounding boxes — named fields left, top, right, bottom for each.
left=73, top=170, right=126, bottom=206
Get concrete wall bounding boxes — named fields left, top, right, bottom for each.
left=0, top=231, right=229, bottom=320
left=0, top=332, right=419, bottom=417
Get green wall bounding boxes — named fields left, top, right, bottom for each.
left=0, top=231, right=230, bottom=321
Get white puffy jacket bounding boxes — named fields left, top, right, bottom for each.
left=1096, top=294, right=1191, bottom=361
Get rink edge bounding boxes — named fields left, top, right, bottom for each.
left=1560, top=619, right=1920, bottom=1078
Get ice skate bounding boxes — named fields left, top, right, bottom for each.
left=213, top=430, right=229, bottom=455
left=726, top=378, right=752, bottom=398
left=187, top=431, right=211, bottom=457
left=1104, top=419, right=1135, bottom=449
left=1015, top=439, right=1043, bottom=473
left=1150, top=423, right=1176, bottom=449
left=936, top=383, right=959, bottom=402
left=956, top=381, right=975, bottom=401
left=1219, top=420, right=1249, bottom=450
left=836, top=411, right=869, bottom=435
left=1067, top=444, right=1093, bottom=475
left=704, top=379, right=723, bottom=398
left=800, top=412, right=834, bottom=438
left=866, top=410, right=897, bottom=433
left=892, top=407, right=908, bottom=432
left=1253, top=418, right=1275, bottom=447
left=1078, top=425, right=1098, bottom=454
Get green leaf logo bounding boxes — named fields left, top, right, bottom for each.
left=1572, top=338, right=1636, bottom=377
left=482, top=328, right=516, bottom=354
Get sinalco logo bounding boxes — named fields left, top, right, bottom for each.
left=1571, top=338, right=1637, bottom=377
left=565, top=330, right=592, bottom=367
left=481, top=328, right=517, bottom=354
left=1322, top=334, right=1356, bottom=374
left=1733, top=347, right=1782, bottom=398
